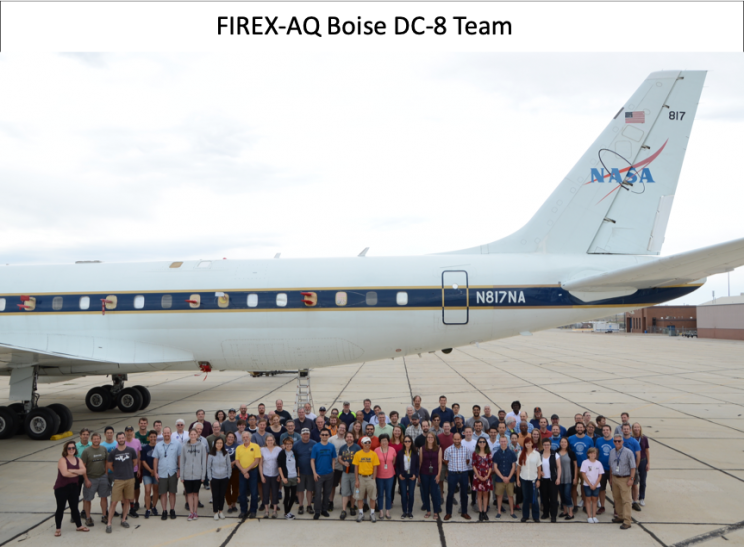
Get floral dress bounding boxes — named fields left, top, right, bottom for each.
left=472, top=453, right=493, bottom=492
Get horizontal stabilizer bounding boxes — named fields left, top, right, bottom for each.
left=562, top=237, right=744, bottom=291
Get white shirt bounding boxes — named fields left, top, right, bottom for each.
left=461, top=439, right=477, bottom=470
left=487, top=438, right=500, bottom=453
left=172, top=430, right=188, bottom=444
left=285, top=450, right=298, bottom=479
left=519, top=450, right=541, bottom=481
left=306, top=412, right=317, bottom=422
left=506, top=411, right=521, bottom=425
left=542, top=456, right=551, bottom=480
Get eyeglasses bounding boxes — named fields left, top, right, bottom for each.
left=478, top=440, right=487, bottom=443
left=67, top=446, right=76, bottom=450
left=320, top=434, right=330, bottom=437
left=613, top=440, right=622, bottom=443
left=404, top=440, right=411, bottom=443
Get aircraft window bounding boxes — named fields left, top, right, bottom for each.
left=335, top=292, right=347, bottom=306
left=0, top=298, right=5, bottom=312
left=161, top=295, right=172, bottom=309
left=134, top=295, right=145, bottom=309
left=396, top=292, right=408, bottom=306
left=79, top=296, right=90, bottom=310
left=198, top=261, right=211, bottom=268
left=169, top=262, right=183, bottom=269
left=52, top=297, right=64, bottom=311
left=366, top=291, right=378, bottom=306
left=218, top=294, right=230, bottom=308
left=276, top=293, right=287, bottom=307
left=247, top=294, right=258, bottom=308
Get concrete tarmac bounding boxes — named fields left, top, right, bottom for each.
left=1, top=329, right=743, bottom=547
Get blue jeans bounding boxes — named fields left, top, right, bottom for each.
left=399, top=472, right=416, bottom=514
left=447, top=471, right=469, bottom=516
left=420, top=474, right=441, bottom=513
left=559, top=482, right=573, bottom=508
left=521, top=480, right=540, bottom=520
left=238, top=468, right=258, bottom=514
left=376, top=477, right=394, bottom=510
left=638, top=458, right=648, bottom=500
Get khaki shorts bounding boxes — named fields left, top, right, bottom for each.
left=355, top=475, right=377, bottom=501
left=111, top=478, right=135, bottom=505
left=494, top=482, right=515, bottom=496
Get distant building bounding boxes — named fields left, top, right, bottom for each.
left=624, top=306, right=697, bottom=334
left=697, top=294, right=744, bottom=340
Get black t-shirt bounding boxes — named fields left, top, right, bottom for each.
left=275, top=410, right=293, bottom=425
left=566, top=425, right=579, bottom=438
left=108, top=446, right=137, bottom=481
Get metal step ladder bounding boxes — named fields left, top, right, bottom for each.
left=294, top=369, right=314, bottom=416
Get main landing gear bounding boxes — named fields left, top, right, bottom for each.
left=85, top=374, right=151, bottom=414
left=0, top=367, right=74, bottom=441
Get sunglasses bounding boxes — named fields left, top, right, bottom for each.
left=613, top=440, right=623, bottom=443
left=404, top=440, right=412, bottom=443
left=478, top=440, right=487, bottom=443
left=67, top=446, right=76, bottom=450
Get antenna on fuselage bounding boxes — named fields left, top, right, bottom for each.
left=274, top=253, right=281, bottom=259
left=358, top=247, right=369, bottom=257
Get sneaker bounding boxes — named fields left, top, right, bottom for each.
left=114, top=511, right=120, bottom=517
left=408, top=513, right=414, bottom=519
left=209, top=498, right=213, bottom=504
left=597, top=507, right=606, bottom=515
left=340, top=511, right=347, bottom=520
left=588, top=518, right=593, bottom=523
left=321, top=511, right=330, bottom=518
left=313, top=514, right=320, bottom=520
left=151, top=507, right=159, bottom=517
left=239, top=512, right=248, bottom=519
left=259, top=504, right=265, bottom=511
left=106, top=525, right=112, bottom=534
left=401, top=513, right=406, bottom=519
left=483, top=513, right=489, bottom=521
left=620, top=523, right=632, bottom=530
left=306, top=506, right=314, bottom=515
left=356, top=512, right=363, bottom=523
left=219, top=512, right=226, bottom=519
left=496, top=513, right=502, bottom=518
left=145, top=510, right=150, bottom=519
left=185, top=503, right=189, bottom=510
left=192, top=513, right=199, bottom=520
left=214, top=514, right=220, bottom=520
left=204, top=483, right=210, bottom=490
left=198, top=502, right=204, bottom=508
left=328, top=501, right=334, bottom=511
left=134, top=503, right=139, bottom=511
left=248, top=513, right=256, bottom=519
left=510, top=513, right=518, bottom=519
left=187, top=513, right=194, bottom=522
left=161, top=512, right=168, bottom=521
left=101, top=515, right=108, bottom=524
left=350, top=507, right=357, bottom=516
left=85, top=517, right=94, bottom=527
left=371, top=513, right=376, bottom=523
left=632, top=502, right=642, bottom=512
left=285, top=513, right=295, bottom=520
left=170, top=509, right=177, bottom=519
left=298, top=506, right=304, bottom=515
left=578, top=499, right=584, bottom=507
left=593, top=517, right=600, bottom=523
left=364, top=504, right=369, bottom=512
left=129, top=509, right=139, bottom=518
left=640, top=500, right=645, bottom=506
left=121, top=520, right=130, bottom=528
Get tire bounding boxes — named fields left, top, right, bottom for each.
left=86, top=387, right=112, bottom=413
left=25, top=407, right=61, bottom=440
left=117, top=387, right=143, bottom=413
left=47, top=403, right=74, bottom=434
left=0, top=407, right=17, bottom=440
left=132, top=385, right=151, bottom=411
left=8, top=403, right=26, bottom=435
left=102, top=386, right=118, bottom=409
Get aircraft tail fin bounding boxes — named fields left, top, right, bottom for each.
left=457, top=70, right=706, bottom=255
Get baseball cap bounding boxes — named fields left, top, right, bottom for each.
left=551, top=414, right=559, bottom=420
left=301, top=428, right=310, bottom=434
left=124, top=426, right=134, bottom=431
left=534, top=406, right=542, bottom=412
left=229, top=408, right=237, bottom=412
left=411, top=414, right=419, bottom=420
left=319, top=406, right=326, bottom=411
left=361, top=436, right=371, bottom=444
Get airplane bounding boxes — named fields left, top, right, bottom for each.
left=1, top=69, right=743, bottom=441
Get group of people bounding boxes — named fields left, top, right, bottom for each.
left=53, top=397, right=650, bottom=535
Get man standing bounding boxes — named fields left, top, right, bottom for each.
left=140, top=430, right=160, bottom=518
left=106, top=432, right=138, bottom=534
left=566, top=414, right=584, bottom=438
left=538, top=418, right=551, bottom=439
left=235, top=431, right=261, bottom=519
left=431, top=396, right=454, bottom=427
left=172, top=420, right=187, bottom=444
left=483, top=406, right=499, bottom=430
left=207, top=421, right=226, bottom=450
left=153, top=421, right=164, bottom=442
left=352, top=437, right=380, bottom=522
left=374, top=413, right=393, bottom=438
left=82, top=433, right=111, bottom=527
left=472, top=421, right=487, bottom=441
left=505, top=401, right=521, bottom=425
left=621, top=423, right=642, bottom=511
left=496, top=422, right=509, bottom=445
left=124, top=426, right=142, bottom=518
left=311, top=416, right=330, bottom=442
left=568, top=422, right=593, bottom=510
left=295, top=428, right=317, bottom=515
left=339, top=401, right=356, bottom=428
left=414, top=421, right=431, bottom=450
left=430, top=415, right=444, bottom=436
left=442, top=432, right=471, bottom=520
left=492, top=435, right=517, bottom=518
left=412, top=395, right=429, bottom=423
left=274, top=399, right=293, bottom=425
left=438, top=422, right=454, bottom=497
left=361, top=424, right=380, bottom=450
left=251, top=418, right=270, bottom=447
left=461, top=427, right=477, bottom=508
left=465, top=405, right=489, bottom=431
left=75, top=428, right=92, bottom=520
left=609, top=435, right=636, bottom=529
left=135, top=417, right=149, bottom=445
left=329, top=423, right=347, bottom=511
left=337, top=431, right=361, bottom=519
left=400, top=406, right=415, bottom=428
left=304, top=403, right=317, bottom=422
left=280, top=421, right=301, bottom=445
left=388, top=411, right=401, bottom=430
left=153, top=426, right=181, bottom=521
left=256, top=403, right=267, bottom=423
left=595, top=424, right=614, bottom=515
left=404, top=415, right=423, bottom=441
left=311, top=429, right=337, bottom=519
left=222, top=409, right=239, bottom=436
left=487, top=426, right=500, bottom=454
left=237, top=404, right=249, bottom=424
left=294, top=408, right=314, bottom=433
left=549, top=425, right=563, bottom=451
left=189, top=409, right=212, bottom=437
left=551, top=414, right=567, bottom=437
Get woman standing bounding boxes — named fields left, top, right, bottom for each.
left=259, top=434, right=282, bottom=518
left=350, top=421, right=363, bottom=443
left=267, top=415, right=286, bottom=446
left=214, top=410, right=227, bottom=426
left=557, top=437, right=576, bottom=520
left=277, top=437, right=299, bottom=519
left=54, top=441, right=89, bottom=536
left=530, top=428, right=542, bottom=450
left=472, top=437, right=493, bottom=521
left=223, top=432, right=240, bottom=513
left=395, top=435, right=418, bottom=519
left=632, top=422, right=650, bottom=506
left=207, top=438, right=231, bottom=520
left=419, top=432, right=442, bottom=519
left=389, top=426, right=404, bottom=505
left=539, top=438, right=560, bottom=523
left=516, top=437, right=541, bottom=522
left=374, top=434, right=397, bottom=519
left=180, top=429, right=207, bottom=521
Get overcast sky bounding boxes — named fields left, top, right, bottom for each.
left=1, top=53, right=742, bottom=305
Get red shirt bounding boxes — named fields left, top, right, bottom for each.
left=358, top=436, right=380, bottom=451
left=438, top=433, right=454, bottom=453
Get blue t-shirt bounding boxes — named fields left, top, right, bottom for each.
left=549, top=435, right=562, bottom=452
left=101, top=440, right=118, bottom=453
left=555, top=425, right=567, bottom=437
left=568, top=435, right=593, bottom=465
left=595, top=437, right=614, bottom=470
left=622, top=436, right=641, bottom=457
left=431, top=407, right=455, bottom=426
left=310, top=442, right=338, bottom=476
left=294, top=439, right=317, bottom=475
left=141, top=444, right=157, bottom=476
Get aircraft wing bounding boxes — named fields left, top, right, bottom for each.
left=562, top=236, right=744, bottom=291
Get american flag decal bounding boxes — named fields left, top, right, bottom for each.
left=625, top=111, right=645, bottom=124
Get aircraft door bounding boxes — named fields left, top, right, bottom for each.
left=442, top=270, right=468, bottom=325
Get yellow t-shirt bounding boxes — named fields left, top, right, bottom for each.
left=352, top=449, right=380, bottom=476
left=235, top=443, right=261, bottom=468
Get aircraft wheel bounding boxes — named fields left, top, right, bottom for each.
left=86, top=387, right=112, bottom=413
left=101, top=386, right=118, bottom=409
left=0, top=407, right=17, bottom=440
left=132, top=385, right=151, bottom=410
left=117, top=387, right=143, bottom=413
left=25, top=407, right=60, bottom=441
left=47, top=403, right=74, bottom=434
left=8, top=403, right=26, bottom=435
